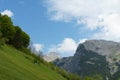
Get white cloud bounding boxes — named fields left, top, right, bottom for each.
left=1, top=10, right=14, bottom=17
left=48, top=38, right=87, bottom=57
left=46, top=0, right=120, bottom=41
left=78, top=38, right=87, bottom=44
left=93, top=13, right=120, bottom=41
left=57, top=38, right=77, bottom=54
left=32, top=44, right=44, bottom=53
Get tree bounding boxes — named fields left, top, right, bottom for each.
left=0, top=15, right=15, bottom=44
left=0, top=32, right=6, bottom=46
left=13, top=26, right=23, bottom=49
left=0, top=14, right=30, bottom=49
left=0, top=14, right=6, bottom=46
left=21, top=31, right=30, bottom=48
left=13, top=26, right=30, bottom=49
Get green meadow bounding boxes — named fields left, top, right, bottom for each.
left=0, top=45, right=67, bottom=80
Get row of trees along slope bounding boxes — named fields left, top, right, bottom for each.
left=0, top=14, right=30, bottom=49
left=0, top=14, right=82, bottom=80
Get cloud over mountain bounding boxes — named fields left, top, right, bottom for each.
left=48, top=38, right=77, bottom=57
left=46, top=0, right=120, bottom=41
left=48, top=38, right=87, bottom=57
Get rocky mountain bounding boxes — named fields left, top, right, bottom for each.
left=43, top=52, right=61, bottom=62
left=53, top=40, right=120, bottom=79
left=53, top=56, right=72, bottom=68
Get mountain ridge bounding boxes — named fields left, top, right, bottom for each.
left=54, top=40, right=120, bottom=80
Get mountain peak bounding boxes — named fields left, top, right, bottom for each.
left=54, top=40, right=120, bottom=79
left=43, top=52, right=61, bottom=62
left=77, top=40, right=120, bottom=56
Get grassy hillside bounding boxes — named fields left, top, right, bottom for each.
left=0, top=45, right=67, bottom=80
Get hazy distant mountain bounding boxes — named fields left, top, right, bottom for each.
left=43, top=52, right=61, bottom=62
left=53, top=56, right=72, bottom=68
left=54, top=40, right=120, bottom=79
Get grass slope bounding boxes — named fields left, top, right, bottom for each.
left=0, top=45, right=67, bottom=80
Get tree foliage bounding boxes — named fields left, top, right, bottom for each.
left=13, top=26, right=30, bottom=49
left=0, top=14, right=30, bottom=49
left=0, top=15, right=15, bottom=44
left=0, top=32, right=6, bottom=46
left=84, top=75, right=103, bottom=80
left=21, top=31, right=30, bottom=48
left=13, top=26, right=23, bottom=48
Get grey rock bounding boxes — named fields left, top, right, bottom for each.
left=53, top=40, right=120, bottom=79
left=53, top=56, right=72, bottom=69
left=43, top=52, right=61, bottom=62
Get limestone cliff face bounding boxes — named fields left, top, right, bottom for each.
left=54, top=40, right=120, bottom=79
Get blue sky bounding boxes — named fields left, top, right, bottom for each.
left=0, top=0, right=120, bottom=57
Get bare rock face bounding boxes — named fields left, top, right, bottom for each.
left=53, top=56, right=72, bottom=69
left=53, top=40, right=120, bottom=79
left=43, top=52, right=61, bottom=62
left=80, top=40, right=120, bottom=56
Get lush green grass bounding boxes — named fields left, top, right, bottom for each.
left=0, top=45, right=67, bottom=80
